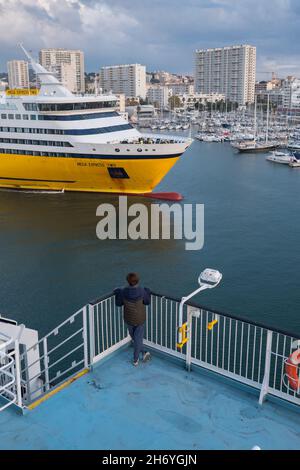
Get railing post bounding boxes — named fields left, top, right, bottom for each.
left=14, top=340, right=23, bottom=408
left=259, top=330, right=273, bottom=405
left=22, top=348, right=31, bottom=404
left=43, top=337, right=50, bottom=391
left=186, top=306, right=193, bottom=372
left=88, top=304, right=95, bottom=366
left=82, top=306, right=89, bottom=368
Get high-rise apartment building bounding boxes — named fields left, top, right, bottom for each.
left=39, top=49, right=85, bottom=93
left=7, top=60, right=29, bottom=89
left=99, top=64, right=146, bottom=99
left=195, top=45, right=256, bottom=105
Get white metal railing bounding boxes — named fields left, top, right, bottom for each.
left=88, top=297, right=130, bottom=364
left=0, top=333, right=22, bottom=411
left=20, top=306, right=88, bottom=406
left=145, top=294, right=300, bottom=406
left=8, top=291, right=300, bottom=410
left=88, top=292, right=300, bottom=407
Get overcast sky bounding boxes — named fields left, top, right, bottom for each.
left=0, top=0, right=299, bottom=78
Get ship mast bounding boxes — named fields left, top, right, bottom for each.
left=19, top=43, right=73, bottom=98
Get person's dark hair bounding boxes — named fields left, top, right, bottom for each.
left=127, top=272, right=139, bottom=286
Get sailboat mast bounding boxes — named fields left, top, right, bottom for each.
left=254, top=94, right=257, bottom=143
left=266, top=93, right=270, bottom=144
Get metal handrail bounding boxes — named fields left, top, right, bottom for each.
left=151, top=291, right=300, bottom=340
left=0, top=333, right=17, bottom=411
left=90, top=290, right=300, bottom=340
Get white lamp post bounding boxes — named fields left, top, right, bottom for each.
left=177, top=268, right=223, bottom=346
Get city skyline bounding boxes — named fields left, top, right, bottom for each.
left=0, top=0, right=299, bottom=78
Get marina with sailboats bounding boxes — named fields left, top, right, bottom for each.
left=136, top=93, right=300, bottom=167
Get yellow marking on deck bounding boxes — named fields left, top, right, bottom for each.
left=27, top=368, right=89, bottom=410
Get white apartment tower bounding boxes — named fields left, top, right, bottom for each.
left=99, top=64, right=146, bottom=100
left=7, top=60, right=29, bottom=89
left=39, top=49, right=85, bottom=93
left=195, top=45, right=256, bottom=105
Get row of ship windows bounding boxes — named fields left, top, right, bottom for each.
left=0, top=124, right=133, bottom=136
left=0, top=138, right=72, bottom=147
left=0, top=112, right=119, bottom=121
left=1, top=114, right=34, bottom=120
left=23, top=101, right=117, bottom=112
left=0, top=126, right=63, bottom=135
left=0, top=149, right=78, bottom=157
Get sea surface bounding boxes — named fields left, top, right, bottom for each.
left=0, top=139, right=299, bottom=336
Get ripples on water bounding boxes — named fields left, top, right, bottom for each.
left=0, top=140, right=299, bottom=335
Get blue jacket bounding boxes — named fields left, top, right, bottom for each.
left=114, top=285, right=151, bottom=307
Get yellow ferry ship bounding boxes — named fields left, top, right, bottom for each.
left=0, top=47, right=192, bottom=194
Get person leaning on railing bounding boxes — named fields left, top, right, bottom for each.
left=114, top=273, right=151, bottom=366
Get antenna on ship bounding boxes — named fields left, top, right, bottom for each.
left=19, top=42, right=33, bottom=61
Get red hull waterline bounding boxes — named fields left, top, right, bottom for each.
left=141, top=192, right=183, bottom=201
left=119, top=191, right=184, bottom=201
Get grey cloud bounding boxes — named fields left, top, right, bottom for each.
left=0, top=0, right=299, bottom=76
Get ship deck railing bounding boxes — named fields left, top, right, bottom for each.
left=119, top=135, right=189, bottom=145
left=2, top=291, right=299, bottom=413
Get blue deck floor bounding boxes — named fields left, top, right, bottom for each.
left=1, top=348, right=300, bottom=450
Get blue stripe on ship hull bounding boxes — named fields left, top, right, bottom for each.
left=0, top=150, right=183, bottom=160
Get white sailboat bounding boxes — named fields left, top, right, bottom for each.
left=232, top=95, right=278, bottom=153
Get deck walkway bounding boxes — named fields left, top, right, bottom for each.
left=1, top=348, right=300, bottom=450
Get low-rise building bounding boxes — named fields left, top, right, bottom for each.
left=256, top=89, right=283, bottom=108
left=279, top=76, right=300, bottom=117
left=255, top=81, right=274, bottom=93
left=0, top=79, right=8, bottom=91
left=167, top=83, right=194, bottom=96
left=115, top=93, right=126, bottom=113
left=146, top=85, right=170, bottom=109
left=152, top=71, right=174, bottom=84
left=178, top=92, right=226, bottom=109
left=137, top=104, right=156, bottom=121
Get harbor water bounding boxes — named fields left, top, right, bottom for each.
left=0, top=140, right=299, bottom=336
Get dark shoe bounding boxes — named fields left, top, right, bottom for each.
left=143, top=352, right=151, bottom=362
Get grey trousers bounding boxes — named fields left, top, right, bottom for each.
left=127, top=324, right=145, bottom=362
